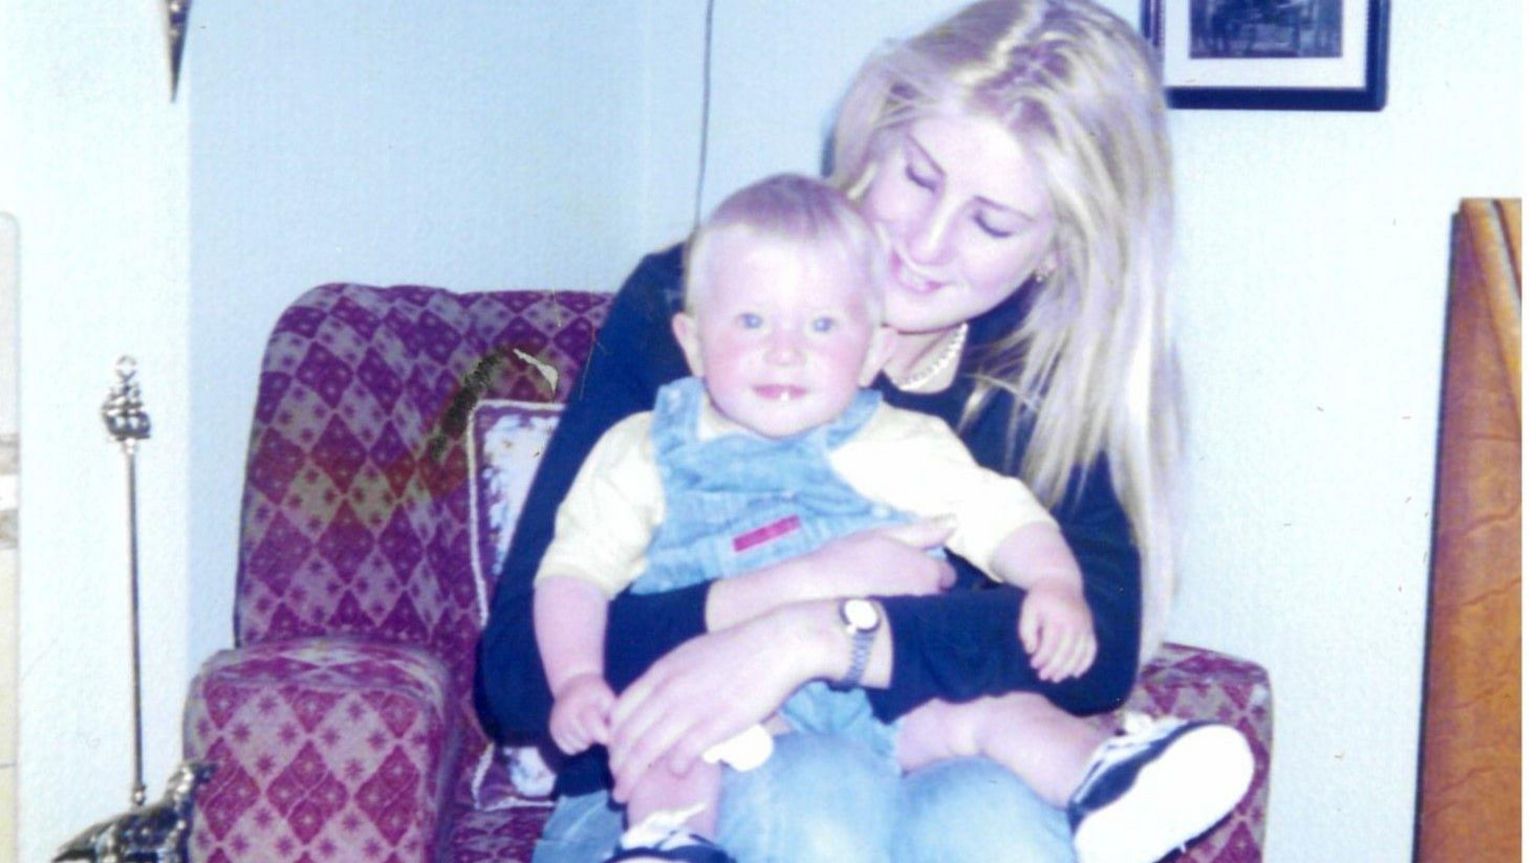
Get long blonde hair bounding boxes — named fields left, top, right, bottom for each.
left=830, top=0, right=1181, bottom=662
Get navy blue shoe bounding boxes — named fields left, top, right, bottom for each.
left=1069, top=714, right=1254, bottom=863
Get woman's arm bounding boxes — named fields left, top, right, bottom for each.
left=701, top=517, right=958, bottom=632
left=607, top=597, right=893, bottom=801
left=604, top=457, right=1141, bottom=797
left=475, top=247, right=694, bottom=740
left=872, top=452, right=1142, bottom=718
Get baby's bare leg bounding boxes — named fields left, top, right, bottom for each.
left=627, top=757, right=723, bottom=838
left=895, top=693, right=1107, bottom=808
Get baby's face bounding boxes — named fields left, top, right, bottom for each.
left=674, top=229, right=890, bottom=439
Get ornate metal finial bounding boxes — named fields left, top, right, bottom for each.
left=101, top=356, right=152, bottom=448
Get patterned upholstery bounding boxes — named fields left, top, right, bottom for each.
left=184, top=639, right=458, bottom=860
left=1130, top=643, right=1272, bottom=861
left=184, top=285, right=605, bottom=862
left=183, top=283, right=1270, bottom=862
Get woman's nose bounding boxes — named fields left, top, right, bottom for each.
left=905, top=205, right=954, bottom=267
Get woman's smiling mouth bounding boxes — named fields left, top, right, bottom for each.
left=889, top=250, right=947, bottom=295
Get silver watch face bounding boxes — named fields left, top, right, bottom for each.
left=842, top=598, right=879, bottom=631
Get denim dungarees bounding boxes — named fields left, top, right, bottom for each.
left=632, top=377, right=909, bottom=758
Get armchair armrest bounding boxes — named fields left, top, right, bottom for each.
left=183, top=637, right=461, bottom=863
left=1127, top=642, right=1272, bottom=861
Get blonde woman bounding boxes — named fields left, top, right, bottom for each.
left=479, top=1, right=1236, bottom=860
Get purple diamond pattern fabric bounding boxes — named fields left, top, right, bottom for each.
left=1128, top=643, right=1272, bottom=862
left=183, top=283, right=1270, bottom=862
left=183, top=285, right=607, bottom=863
left=184, top=638, right=454, bottom=862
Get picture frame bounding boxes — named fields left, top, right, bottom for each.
left=1141, top=0, right=1389, bottom=110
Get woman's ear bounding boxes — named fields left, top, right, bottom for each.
left=1037, top=245, right=1063, bottom=282
left=859, top=325, right=898, bottom=386
left=672, top=312, right=705, bottom=376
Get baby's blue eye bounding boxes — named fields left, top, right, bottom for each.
left=738, top=312, right=763, bottom=329
left=810, top=316, right=837, bottom=333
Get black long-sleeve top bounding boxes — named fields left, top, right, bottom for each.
left=474, top=245, right=1142, bottom=795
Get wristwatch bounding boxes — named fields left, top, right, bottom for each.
left=833, top=598, right=882, bottom=690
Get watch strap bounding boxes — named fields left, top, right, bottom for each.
left=834, top=604, right=877, bottom=690
left=835, top=629, right=874, bottom=690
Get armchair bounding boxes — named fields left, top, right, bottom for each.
left=183, top=283, right=1271, bottom=862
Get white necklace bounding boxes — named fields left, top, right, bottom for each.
left=892, top=323, right=968, bottom=391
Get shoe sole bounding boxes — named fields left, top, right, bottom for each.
left=1073, top=724, right=1255, bottom=863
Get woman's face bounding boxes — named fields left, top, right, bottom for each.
left=858, top=105, right=1057, bottom=335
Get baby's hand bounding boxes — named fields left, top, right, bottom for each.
left=1018, top=579, right=1097, bottom=682
left=549, top=673, right=615, bottom=756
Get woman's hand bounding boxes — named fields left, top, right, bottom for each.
left=606, top=602, right=847, bottom=802
left=706, top=518, right=956, bottom=631
left=811, top=517, right=958, bottom=598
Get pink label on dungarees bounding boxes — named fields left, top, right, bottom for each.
left=731, top=515, right=802, bottom=552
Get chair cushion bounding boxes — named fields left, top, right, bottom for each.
left=465, top=399, right=563, bottom=807
left=445, top=799, right=550, bottom=863
left=467, top=399, right=564, bottom=642
left=184, top=637, right=458, bottom=863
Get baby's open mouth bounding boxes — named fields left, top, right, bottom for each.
left=753, top=385, right=806, bottom=401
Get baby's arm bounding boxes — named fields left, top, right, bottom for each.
left=839, top=409, right=1098, bottom=683
left=990, top=523, right=1097, bottom=683
left=534, top=576, right=615, bottom=755
left=530, top=414, right=662, bottom=753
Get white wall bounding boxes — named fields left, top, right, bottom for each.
left=1160, top=3, right=1521, bottom=859
left=185, top=0, right=678, bottom=686
left=4, top=1, right=1522, bottom=861
left=705, top=10, right=1519, bottom=860
left=0, top=3, right=191, bottom=860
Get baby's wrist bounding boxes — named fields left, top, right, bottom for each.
left=550, top=668, right=604, bottom=699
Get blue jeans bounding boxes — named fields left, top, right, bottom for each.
left=531, top=733, right=1072, bottom=862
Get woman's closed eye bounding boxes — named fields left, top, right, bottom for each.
left=973, top=204, right=1031, bottom=240
left=973, top=212, right=1016, bottom=239
left=903, top=136, right=943, bottom=192
left=904, top=163, right=939, bottom=192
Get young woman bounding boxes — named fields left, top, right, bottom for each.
left=477, top=1, right=1186, bottom=859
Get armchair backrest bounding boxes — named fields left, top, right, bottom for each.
left=235, top=284, right=612, bottom=702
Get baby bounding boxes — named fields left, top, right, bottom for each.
left=534, top=174, right=1251, bottom=863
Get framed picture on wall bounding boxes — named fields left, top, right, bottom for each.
left=1142, top=0, right=1389, bottom=110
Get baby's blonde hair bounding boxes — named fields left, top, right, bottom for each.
left=684, top=174, right=885, bottom=317
left=830, top=0, right=1181, bottom=661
